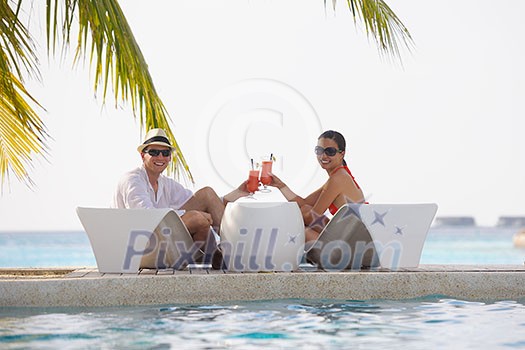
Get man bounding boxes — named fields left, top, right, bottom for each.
left=113, top=128, right=246, bottom=265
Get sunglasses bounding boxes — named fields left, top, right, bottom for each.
left=314, top=146, right=342, bottom=157
left=144, top=149, right=172, bottom=157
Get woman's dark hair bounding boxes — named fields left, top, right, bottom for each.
left=318, top=130, right=347, bottom=165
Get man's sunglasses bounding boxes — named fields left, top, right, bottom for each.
left=314, top=146, right=342, bottom=156
left=144, top=149, right=172, bottom=157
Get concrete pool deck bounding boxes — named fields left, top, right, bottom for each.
left=1, top=265, right=524, bottom=307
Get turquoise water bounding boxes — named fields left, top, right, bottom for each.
left=421, top=226, right=525, bottom=265
left=0, top=298, right=524, bottom=349
left=0, top=231, right=95, bottom=268
left=0, top=227, right=524, bottom=267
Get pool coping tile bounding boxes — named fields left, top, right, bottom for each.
left=1, top=265, right=524, bottom=307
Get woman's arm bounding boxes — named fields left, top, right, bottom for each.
left=270, top=173, right=298, bottom=200
left=271, top=172, right=325, bottom=207
left=303, top=177, right=343, bottom=225
left=302, top=187, right=323, bottom=207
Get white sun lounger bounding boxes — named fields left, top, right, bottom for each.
left=76, top=207, right=202, bottom=273
left=306, top=203, right=438, bottom=270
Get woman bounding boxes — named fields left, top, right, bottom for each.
left=270, top=130, right=365, bottom=243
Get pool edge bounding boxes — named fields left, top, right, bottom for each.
left=1, top=265, right=524, bottom=307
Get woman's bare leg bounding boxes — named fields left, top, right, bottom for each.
left=305, top=226, right=321, bottom=244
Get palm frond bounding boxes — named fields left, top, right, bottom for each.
left=0, top=71, right=48, bottom=188
left=0, top=0, right=40, bottom=79
left=46, top=0, right=193, bottom=183
left=341, top=0, right=414, bottom=62
left=0, top=0, right=47, bottom=189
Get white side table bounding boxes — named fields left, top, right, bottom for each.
left=220, top=200, right=305, bottom=272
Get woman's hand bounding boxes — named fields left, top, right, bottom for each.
left=268, top=172, right=286, bottom=189
left=271, top=172, right=301, bottom=202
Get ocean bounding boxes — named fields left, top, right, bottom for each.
left=0, top=226, right=524, bottom=268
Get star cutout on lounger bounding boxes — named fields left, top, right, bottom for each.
left=309, top=211, right=326, bottom=231
left=339, top=202, right=362, bottom=222
left=394, top=226, right=405, bottom=235
left=371, top=210, right=388, bottom=226
left=287, top=234, right=298, bottom=244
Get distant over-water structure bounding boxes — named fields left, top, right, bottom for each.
left=497, top=216, right=525, bottom=228
left=433, top=216, right=476, bottom=227
left=433, top=216, right=525, bottom=228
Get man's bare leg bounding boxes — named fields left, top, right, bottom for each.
left=180, top=210, right=212, bottom=243
left=182, top=187, right=224, bottom=233
left=180, top=210, right=223, bottom=268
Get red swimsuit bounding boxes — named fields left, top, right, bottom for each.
left=328, top=165, right=364, bottom=215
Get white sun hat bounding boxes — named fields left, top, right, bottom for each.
left=137, top=128, right=175, bottom=153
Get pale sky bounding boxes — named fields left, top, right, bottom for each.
left=0, top=0, right=524, bottom=230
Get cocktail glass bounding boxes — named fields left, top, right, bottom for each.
left=246, top=169, right=260, bottom=199
left=259, top=158, right=273, bottom=193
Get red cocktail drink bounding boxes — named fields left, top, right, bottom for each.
left=260, top=160, right=273, bottom=186
left=247, top=169, right=260, bottom=193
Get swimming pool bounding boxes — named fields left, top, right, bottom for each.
left=0, top=297, right=524, bottom=349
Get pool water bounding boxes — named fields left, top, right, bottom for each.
left=0, top=297, right=524, bottom=349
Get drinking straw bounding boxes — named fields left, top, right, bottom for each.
left=251, top=158, right=254, bottom=170
left=270, top=153, right=273, bottom=161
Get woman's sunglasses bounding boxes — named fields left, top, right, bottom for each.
left=144, top=149, right=172, bottom=157
left=314, top=146, right=342, bottom=156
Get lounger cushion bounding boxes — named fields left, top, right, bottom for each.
left=306, top=205, right=380, bottom=270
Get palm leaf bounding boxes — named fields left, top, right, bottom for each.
left=45, top=0, right=193, bottom=183
left=0, top=0, right=47, bottom=189
left=0, top=72, right=48, bottom=188
left=329, top=0, right=414, bottom=61
left=0, top=1, right=40, bottom=79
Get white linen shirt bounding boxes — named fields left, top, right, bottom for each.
left=112, top=166, right=193, bottom=213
